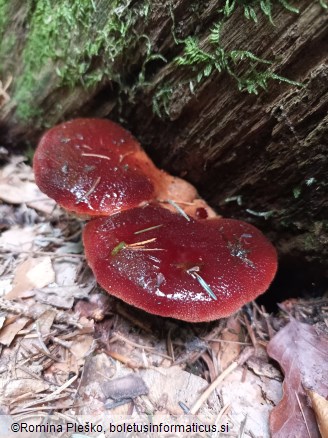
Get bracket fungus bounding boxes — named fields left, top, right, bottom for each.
left=34, top=118, right=278, bottom=322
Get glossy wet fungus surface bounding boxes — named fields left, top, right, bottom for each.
left=34, top=118, right=278, bottom=322
left=34, top=118, right=165, bottom=216
left=83, top=205, right=278, bottom=322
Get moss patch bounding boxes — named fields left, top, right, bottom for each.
left=10, top=0, right=152, bottom=122
left=0, top=0, right=9, bottom=36
left=151, top=1, right=308, bottom=117
left=0, top=0, right=13, bottom=71
left=1, top=0, right=325, bottom=123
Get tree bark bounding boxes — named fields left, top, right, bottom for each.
left=0, top=1, right=327, bottom=271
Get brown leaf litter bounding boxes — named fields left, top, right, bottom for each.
left=0, top=153, right=327, bottom=437
left=267, top=318, right=328, bottom=438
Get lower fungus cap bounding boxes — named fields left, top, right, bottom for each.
left=83, top=204, right=278, bottom=322
left=33, top=118, right=166, bottom=217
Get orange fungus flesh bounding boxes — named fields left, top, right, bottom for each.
left=83, top=205, right=278, bottom=322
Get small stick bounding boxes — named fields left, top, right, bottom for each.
left=35, top=321, right=50, bottom=354
left=111, top=238, right=165, bottom=255
left=0, top=249, right=85, bottom=259
left=193, top=272, right=217, bottom=301
left=127, top=238, right=157, bottom=247
left=167, top=199, right=190, bottom=221
left=84, top=176, right=101, bottom=198
left=134, top=224, right=163, bottom=235
left=239, top=414, right=248, bottom=438
left=110, top=331, right=172, bottom=360
left=81, top=153, right=110, bottom=160
left=32, top=344, right=63, bottom=363
left=207, top=339, right=252, bottom=345
left=189, top=347, right=254, bottom=414
left=243, top=314, right=257, bottom=348
left=187, top=267, right=217, bottom=301
left=166, top=328, right=175, bottom=362
left=214, top=403, right=231, bottom=428
left=295, top=391, right=312, bottom=438
left=0, top=298, right=83, bottom=328
left=245, top=208, right=273, bottom=219
left=119, top=151, right=133, bottom=163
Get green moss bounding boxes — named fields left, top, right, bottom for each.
left=153, top=0, right=306, bottom=118
left=0, top=0, right=14, bottom=72
left=0, top=34, right=16, bottom=75
left=221, top=0, right=327, bottom=20
left=220, top=0, right=300, bottom=23
left=293, top=187, right=301, bottom=199
left=1, top=0, right=323, bottom=123
left=175, top=23, right=302, bottom=95
left=12, top=0, right=152, bottom=122
left=152, top=85, right=174, bottom=118
left=0, top=0, right=9, bottom=36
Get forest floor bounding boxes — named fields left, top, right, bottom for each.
left=0, top=153, right=327, bottom=438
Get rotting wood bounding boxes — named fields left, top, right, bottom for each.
left=0, top=1, right=327, bottom=269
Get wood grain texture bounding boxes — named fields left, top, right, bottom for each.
left=0, top=1, right=327, bottom=268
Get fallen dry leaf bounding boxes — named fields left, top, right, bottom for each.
left=0, top=317, right=30, bottom=346
left=70, top=333, right=95, bottom=363
left=53, top=258, right=81, bottom=286
left=218, top=315, right=242, bottom=370
left=140, top=365, right=218, bottom=416
left=75, top=293, right=112, bottom=321
left=308, top=390, right=328, bottom=438
left=267, top=319, right=328, bottom=438
left=3, top=378, right=50, bottom=400
left=77, top=352, right=117, bottom=415
left=0, top=226, right=36, bottom=253
left=35, top=309, right=57, bottom=336
left=5, top=257, right=55, bottom=299
left=34, top=284, right=92, bottom=309
left=0, top=180, right=42, bottom=204
left=0, top=315, right=5, bottom=330
left=219, top=366, right=282, bottom=437
left=0, top=157, right=56, bottom=214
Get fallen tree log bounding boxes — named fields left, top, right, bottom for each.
left=0, top=1, right=327, bottom=273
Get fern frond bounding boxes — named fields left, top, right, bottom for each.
left=229, top=50, right=272, bottom=64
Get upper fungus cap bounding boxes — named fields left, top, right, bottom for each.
left=83, top=204, right=278, bottom=322
left=33, top=118, right=170, bottom=217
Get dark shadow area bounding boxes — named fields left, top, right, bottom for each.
left=257, top=255, right=328, bottom=313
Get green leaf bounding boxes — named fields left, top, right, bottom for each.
left=278, top=0, right=299, bottom=13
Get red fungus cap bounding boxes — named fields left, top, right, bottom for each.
left=33, top=118, right=171, bottom=217
left=33, top=118, right=217, bottom=219
left=83, top=204, right=277, bottom=322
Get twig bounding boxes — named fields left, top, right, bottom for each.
left=238, top=414, right=248, bottom=438
left=0, top=249, right=85, bottom=258
left=35, top=321, right=50, bottom=354
left=206, top=339, right=252, bottom=345
left=166, top=328, right=175, bottom=362
left=295, top=391, right=312, bottom=438
left=32, top=343, right=63, bottom=363
left=243, top=314, right=257, bottom=348
left=189, top=347, right=254, bottom=414
left=134, top=224, right=163, bottom=235
left=110, top=332, right=172, bottom=360
left=214, top=403, right=231, bottom=431
left=81, top=153, right=110, bottom=160
left=166, top=199, right=190, bottom=221
left=83, top=176, right=101, bottom=198
left=107, top=351, right=141, bottom=369
left=0, top=298, right=83, bottom=328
